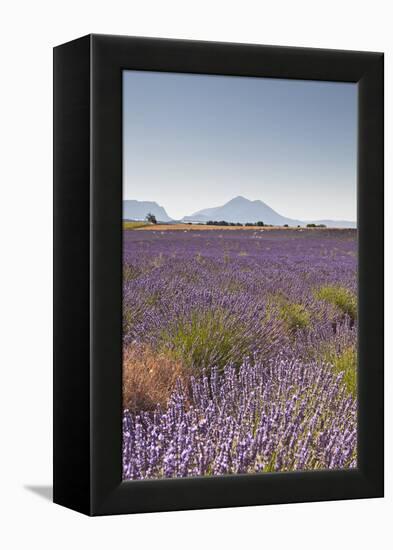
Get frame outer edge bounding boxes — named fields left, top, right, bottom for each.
left=357, top=53, right=384, bottom=496
left=53, top=34, right=92, bottom=515
left=69, top=35, right=384, bottom=515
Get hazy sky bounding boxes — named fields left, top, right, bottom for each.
left=123, top=70, right=357, bottom=221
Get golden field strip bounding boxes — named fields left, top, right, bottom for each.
left=123, top=222, right=351, bottom=232
left=139, top=224, right=296, bottom=231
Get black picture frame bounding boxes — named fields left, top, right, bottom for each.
left=53, top=34, right=384, bottom=516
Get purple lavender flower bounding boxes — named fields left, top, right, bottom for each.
left=123, top=228, right=358, bottom=479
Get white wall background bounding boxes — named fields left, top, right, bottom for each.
left=0, top=1, right=391, bottom=548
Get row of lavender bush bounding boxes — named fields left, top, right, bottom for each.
left=123, top=356, right=357, bottom=479
left=122, top=229, right=357, bottom=479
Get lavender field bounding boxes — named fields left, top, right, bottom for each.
left=122, top=228, right=357, bottom=480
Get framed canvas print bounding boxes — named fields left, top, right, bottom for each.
left=53, top=34, right=384, bottom=516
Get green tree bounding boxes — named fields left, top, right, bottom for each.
left=146, top=212, right=157, bottom=224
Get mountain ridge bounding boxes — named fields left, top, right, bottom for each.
left=183, top=195, right=303, bottom=226
left=123, top=200, right=172, bottom=222
left=123, top=196, right=356, bottom=228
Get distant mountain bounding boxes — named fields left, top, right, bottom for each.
left=183, top=196, right=302, bottom=225
left=123, top=200, right=172, bottom=222
left=123, top=197, right=356, bottom=228
left=182, top=196, right=356, bottom=228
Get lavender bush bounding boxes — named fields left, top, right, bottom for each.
left=123, top=228, right=357, bottom=479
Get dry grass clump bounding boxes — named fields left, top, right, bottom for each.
left=321, top=345, right=357, bottom=397
left=279, top=302, right=310, bottom=332
left=123, top=344, right=188, bottom=412
left=267, top=293, right=310, bottom=333
left=159, top=308, right=262, bottom=374
left=314, top=285, right=357, bottom=322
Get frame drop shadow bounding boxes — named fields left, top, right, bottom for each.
left=24, top=485, right=53, bottom=501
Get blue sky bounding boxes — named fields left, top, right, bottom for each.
left=123, top=70, right=357, bottom=221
